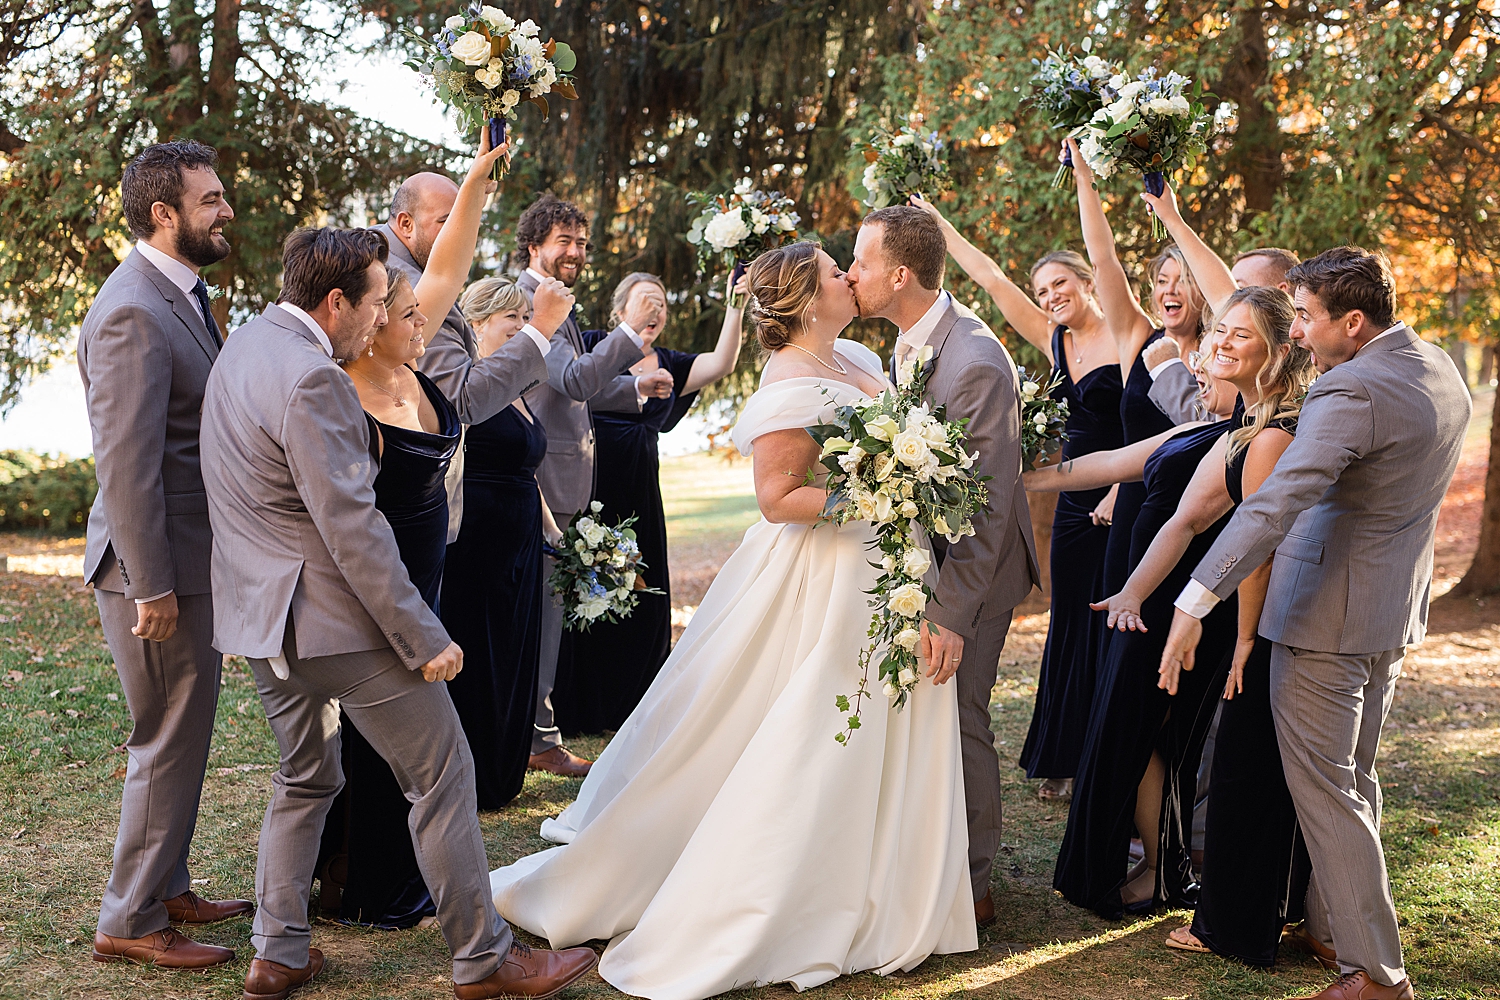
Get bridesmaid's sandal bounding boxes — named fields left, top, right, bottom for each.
left=1037, top=778, right=1073, bottom=801
left=1164, top=925, right=1210, bottom=953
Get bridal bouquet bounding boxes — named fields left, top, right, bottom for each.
left=1070, top=66, right=1212, bottom=237
left=1018, top=368, right=1070, bottom=471
left=1029, top=41, right=1124, bottom=187
left=806, top=349, right=988, bottom=744
left=857, top=124, right=951, bottom=209
left=685, top=179, right=800, bottom=306
left=405, top=4, right=579, bottom=176
left=549, top=501, right=663, bottom=631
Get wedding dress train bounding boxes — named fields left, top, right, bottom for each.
left=489, top=341, right=976, bottom=1000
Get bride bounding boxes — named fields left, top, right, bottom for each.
left=489, top=240, right=977, bottom=1000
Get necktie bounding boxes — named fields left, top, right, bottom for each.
left=891, top=340, right=913, bottom=384
left=191, top=279, right=223, bottom=348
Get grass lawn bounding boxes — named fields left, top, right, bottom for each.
left=0, top=443, right=1497, bottom=999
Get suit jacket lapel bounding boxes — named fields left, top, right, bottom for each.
left=126, top=250, right=219, bottom=363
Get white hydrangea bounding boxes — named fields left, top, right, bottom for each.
left=479, top=6, right=515, bottom=33
left=703, top=210, right=750, bottom=253
left=509, top=32, right=545, bottom=62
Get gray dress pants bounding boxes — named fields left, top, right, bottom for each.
left=533, top=552, right=564, bottom=754
left=95, top=589, right=221, bottom=939
left=956, top=610, right=1015, bottom=902
left=247, top=616, right=509, bottom=984
left=1269, top=642, right=1407, bottom=987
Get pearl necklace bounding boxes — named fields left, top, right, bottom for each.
left=785, top=342, right=848, bottom=375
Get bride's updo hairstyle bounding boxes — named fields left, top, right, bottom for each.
left=748, top=239, right=821, bottom=353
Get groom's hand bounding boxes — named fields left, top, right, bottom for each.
left=920, top=621, right=965, bottom=685
left=420, top=642, right=464, bottom=683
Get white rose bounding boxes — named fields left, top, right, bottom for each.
left=703, top=210, right=751, bottom=253
left=474, top=66, right=503, bottom=89
left=450, top=31, right=493, bottom=66
left=883, top=682, right=900, bottom=700
left=1082, top=55, right=1109, bottom=77
left=611, top=552, right=628, bottom=568
left=919, top=419, right=947, bottom=448
left=881, top=553, right=897, bottom=573
left=590, top=500, right=603, bottom=512
left=1117, top=80, right=1147, bottom=102
left=873, top=452, right=897, bottom=482
left=898, top=667, right=918, bottom=687
left=898, top=499, right=919, bottom=518
left=1108, top=73, right=1129, bottom=91
left=479, top=6, right=515, bottom=33
left=777, top=212, right=799, bottom=232
left=749, top=208, right=770, bottom=235
left=894, top=628, right=921, bottom=651
left=894, top=132, right=916, bottom=147
left=1145, top=96, right=1179, bottom=116
left=1022, top=380, right=1040, bottom=397
left=515, top=17, right=541, bottom=36
left=734, top=176, right=754, bottom=195
left=445, top=15, right=467, bottom=30
left=500, top=89, right=521, bottom=112
left=1034, top=412, right=1049, bottom=428
left=891, top=428, right=931, bottom=469
left=887, top=582, right=927, bottom=618
left=862, top=162, right=881, bottom=192
left=1168, top=93, right=1191, bottom=115
left=903, top=546, right=932, bottom=578
left=853, top=487, right=879, bottom=523
left=1102, top=96, right=1136, bottom=122
left=578, top=597, right=610, bottom=620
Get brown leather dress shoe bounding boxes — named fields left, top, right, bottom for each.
left=1283, top=921, right=1340, bottom=970
left=243, top=947, right=325, bottom=1000
left=455, top=941, right=598, bottom=1000
left=165, top=890, right=255, bottom=924
left=92, top=927, right=235, bottom=968
left=1290, top=971, right=1414, bottom=1000
left=974, top=890, right=996, bottom=928
left=528, top=746, right=592, bottom=778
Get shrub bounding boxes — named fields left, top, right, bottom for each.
left=0, top=451, right=97, bottom=535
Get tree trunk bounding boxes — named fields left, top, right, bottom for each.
left=1452, top=382, right=1500, bottom=595
left=1221, top=4, right=1282, bottom=215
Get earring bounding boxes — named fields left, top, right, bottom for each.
left=367, top=346, right=374, bottom=357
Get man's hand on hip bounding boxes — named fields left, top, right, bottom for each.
left=132, top=592, right=179, bottom=642
left=920, top=621, right=966, bottom=685
left=420, top=642, right=464, bottom=683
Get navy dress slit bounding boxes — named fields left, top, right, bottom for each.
left=316, top=369, right=457, bottom=928
left=1019, top=326, right=1124, bottom=780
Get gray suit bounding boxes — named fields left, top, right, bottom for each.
left=916, top=300, right=1042, bottom=901
left=374, top=223, right=549, bottom=542
left=1190, top=324, right=1469, bottom=985
left=1148, top=359, right=1202, bottom=423
left=79, top=247, right=223, bottom=939
left=200, top=304, right=509, bottom=982
left=516, top=269, right=644, bottom=752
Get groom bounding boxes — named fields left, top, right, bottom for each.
left=847, top=205, right=1041, bottom=926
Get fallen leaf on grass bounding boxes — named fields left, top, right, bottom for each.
left=66, top=685, right=84, bottom=693
left=5, top=670, right=21, bottom=682
left=25, top=709, right=47, bottom=718
left=10, top=828, right=23, bottom=839
left=64, top=709, right=79, bottom=718
left=214, top=764, right=272, bottom=776
left=111, top=765, right=126, bottom=780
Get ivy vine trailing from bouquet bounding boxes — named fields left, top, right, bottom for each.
left=805, top=347, right=989, bottom=745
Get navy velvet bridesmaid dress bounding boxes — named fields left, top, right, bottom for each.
left=440, top=400, right=549, bottom=810
left=553, top=339, right=701, bottom=735
left=1019, top=326, right=1124, bottom=781
left=1103, top=328, right=1178, bottom=594
left=317, top=369, right=457, bottom=927
left=1053, top=418, right=1238, bottom=917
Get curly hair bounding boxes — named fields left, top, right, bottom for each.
left=511, top=193, right=589, bottom=270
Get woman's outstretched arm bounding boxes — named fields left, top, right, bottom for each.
left=412, top=134, right=510, bottom=343
left=909, top=195, right=1054, bottom=363
left=1023, top=423, right=1202, bottom=493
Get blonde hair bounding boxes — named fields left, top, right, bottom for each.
left=1148, top=245, right=1207, bottom=331
left=747, top=240, right=822, bottom=352
left=382, top=268, right=411, bottom=311
left=1222, top=286, right=1314, bottom=464
left=458, top=277, right=528, bottom=327
left=609, top=272, right=667, bottom=329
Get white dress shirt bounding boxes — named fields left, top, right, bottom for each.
left=1173, top=321, right=1407, bottom=619
left=277, top=301, right=335, bottom=357
left=895, top=290, right=952, bottom=356
left=131, top=243, right=207, bottom=606
left=1149, top=357, right=1184, bottom=381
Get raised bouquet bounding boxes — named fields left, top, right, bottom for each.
left=806, top=346, right=989, bottom=744
left=685, top=178, right=801, bottom=307
left=858, top=123, right=951, bottom=209
left=1071, top=66, right=1213, bottom=238
left=1029, top=40, right=1124, bottom=187
left=1018, top=368, right=1069, bottom=471
left=406, top=4, right=579, bottom=177
left=549, top=501, right=663, bottom=631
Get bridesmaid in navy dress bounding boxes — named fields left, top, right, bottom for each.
left=553, top=272, right=745, bottom=734
left=317, top=271, right=460, bottom=927
left=447, top=277, right=570, bottom=809
left=911, top=195, right=1125, bottom=800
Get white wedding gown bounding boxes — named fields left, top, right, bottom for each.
left=489, top=340, right=976, bottom=1000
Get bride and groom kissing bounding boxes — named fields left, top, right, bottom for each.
left=482, top=204, right=1041, bottom=999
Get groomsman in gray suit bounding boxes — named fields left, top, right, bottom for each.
left=1161, top=247, right=1470, bottom=1000
left=847, top=205, right=1042, bottom=928
left=512, top=194, right=674, bottom=776
left=81, top=140, right=250, bottom=970
left=201, top=227, right=597, bottom=1000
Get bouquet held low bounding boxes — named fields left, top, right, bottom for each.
left=548, top=501, right=663, bottom=631
left=1018, top=368, right=1070, bottom=471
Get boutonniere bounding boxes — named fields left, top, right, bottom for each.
left=204, top=284, right=225, bottom=301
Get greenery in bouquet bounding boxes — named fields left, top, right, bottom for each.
left=857, top=123, right=951, bottom=209
left=1029, top=40, right=1124, bottom=187
left=405, top=4, right=579, bottom=175
left=684, top=179, right=800, bottom=305
left=549, top=501, right=663, bottom=631
left=805, top=350, right=989, bottom=744
left=1018, top=368, right=1069, bottom=472
left=1070, top=65, right=1214, bottom=237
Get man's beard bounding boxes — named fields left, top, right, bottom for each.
left=175, top=220, right=231, bottom=268
left=411, top=229, right=436, bottom=271
left=542, top=255, right=583, bottom=287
